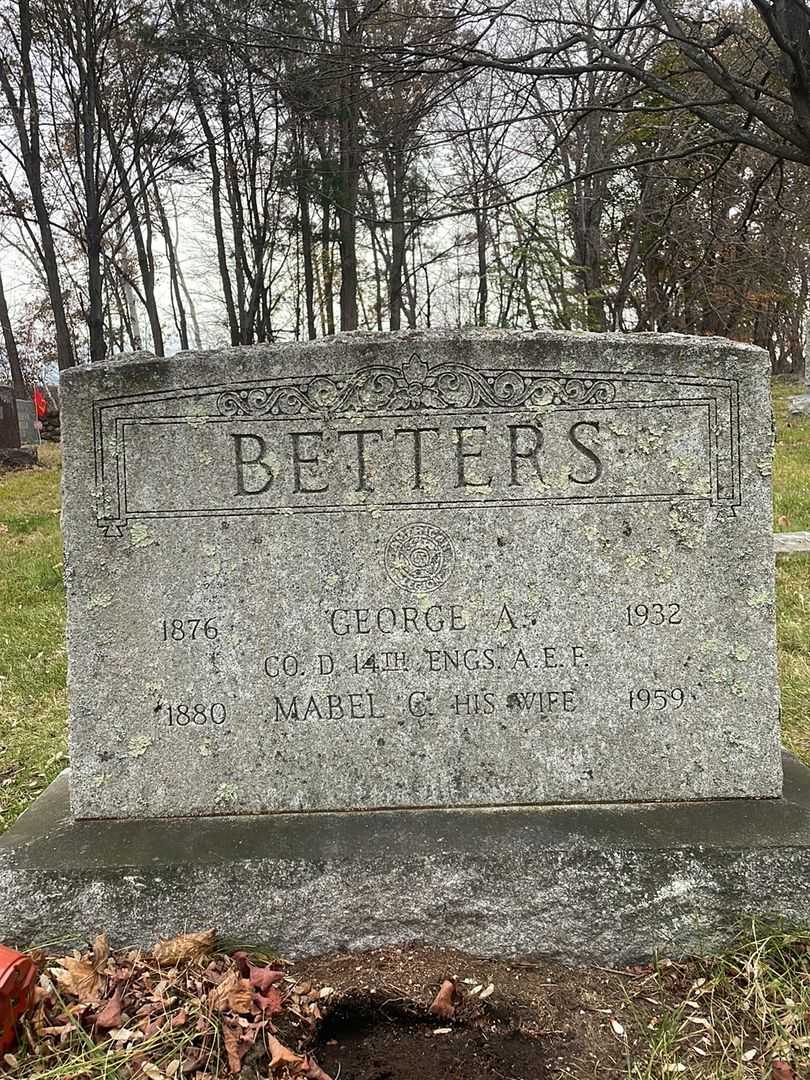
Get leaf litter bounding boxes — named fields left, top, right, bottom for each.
left=3, top=922, right=810, bottom=1079
left=4, top=931, right=334, bottom=1080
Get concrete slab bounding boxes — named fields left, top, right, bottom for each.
left=2, top=755, right=810, bottom=964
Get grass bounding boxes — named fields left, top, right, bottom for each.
left=0, top=443, right=67, bottom=832
left=772, top=379, right=810, bottom=764
left=624, top=922, right=810, bottom=1079
left=773, top=377, right=810, bottom=532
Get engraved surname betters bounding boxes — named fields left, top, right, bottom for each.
left=89, top=355, right=743, bottom=533
left=229, top=418, right=605, bottom=502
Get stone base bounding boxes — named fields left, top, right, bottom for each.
left=789, top=392, right=810, bottom=417
left=2, top=757, right=810, bottom=964
left=0, top=447, right=37, bottom=469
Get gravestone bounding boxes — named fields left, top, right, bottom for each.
left=0, top=388, right=20, bottom=448
left=0, top=388, right=37, bottom=468
left=15, top=399, right=40, bottom=447
left=2, top=330, right=809, bottom=962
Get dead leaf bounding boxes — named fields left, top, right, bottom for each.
left=152, top=930, right=216, bottom=965
left=92, top=933, right=110, bottom=971
left=610, top=1016, right=626, bottom=1038
left=209, top=970, right=253, bottom=1014
left=108, top=1027, right=142, bottom=1042
left=53, top=953, right=104, bottom=1002
left=249, top=965, right=285, bottom=993
left=170, top=1009, right=189, bottom=1029
left=40, top=1023, right=74, bottom=1038
left=223, top=1022, right=248, bottom=1074
left=141, top=1064, right=167, bottom=1080
left=772, top=1063, right=796, bottom=1080
left=231, top=951, right=251, bottom=976
left=478, top=982, right=495, bottom=1000
left=255, top=987, right=283, bottom=1015
left=95, top=985, right=124, bottom=1030
left=429, top=978, right=456, bottom=1019
left=268, top=1034, right=306, bottom=1071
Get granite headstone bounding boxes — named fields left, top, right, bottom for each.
left=59, top=331, right=781, bottom=821
left=16, top=400, right=40, bottom=446
left=0, top=388, right=20, bottom=449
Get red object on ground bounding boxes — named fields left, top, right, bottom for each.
left=0, top=945, right=37, bottom=1054
left=32, top=387, right=47, bottom=419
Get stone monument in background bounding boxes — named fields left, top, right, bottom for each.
left=0, top=386, right=39, bottom=467
left=1, top=330, right=809, bottom=961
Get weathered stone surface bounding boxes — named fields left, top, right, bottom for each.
left=789, top=392, right=810, bottom=417
left=60, top=330, right=781, bottom=819
left=0, top=387, right=20, bottom=448
left=16, top=399, right=40, bottom=446
left=774, top=532, right=810, bottom=555
left=3, top=757, right=810, bottom=963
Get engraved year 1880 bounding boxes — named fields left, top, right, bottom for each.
left=163, top=703, right=227, bottom=725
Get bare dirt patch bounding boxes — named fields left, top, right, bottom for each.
left=293, top=945, right=657, bottom=1080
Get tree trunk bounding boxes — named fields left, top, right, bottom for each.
left=297, top=137, right=317, bottom=341
left=385, top=150, right=407, bottom=331
left=79, top=0, right=106, bottom=363
left=150, top=164, right=189, bottom=351
left=182, top=38, right=240, bottom=345
left=321, top=197, right=336, bottom=336
left=337, top=0, right=360, bottom=331
left=0, top=271, right=25, bottom=394
left=473, top=197, right=488, bottom=327
left=0, top=0, right=75, bottom=368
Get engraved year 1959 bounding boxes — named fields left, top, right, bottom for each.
left=629, top=688, right=685, bottom=710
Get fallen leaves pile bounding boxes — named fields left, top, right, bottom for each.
left=2, top=931, right=335, bottom=1079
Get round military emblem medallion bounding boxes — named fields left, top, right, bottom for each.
left=384, top=523, right=455, bottom=594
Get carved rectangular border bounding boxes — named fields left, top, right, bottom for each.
left=90, top=361, right=741, bottom=535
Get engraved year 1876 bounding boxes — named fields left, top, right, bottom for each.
left=161, top=618, right=220, bottom=641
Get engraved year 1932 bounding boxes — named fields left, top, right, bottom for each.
left=625, top=603, right=682, bottom=627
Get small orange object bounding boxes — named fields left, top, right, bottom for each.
left=0, top=945, right=37, bottom=1054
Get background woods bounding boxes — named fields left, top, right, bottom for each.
left=1, top=0, right=810, bottom=380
